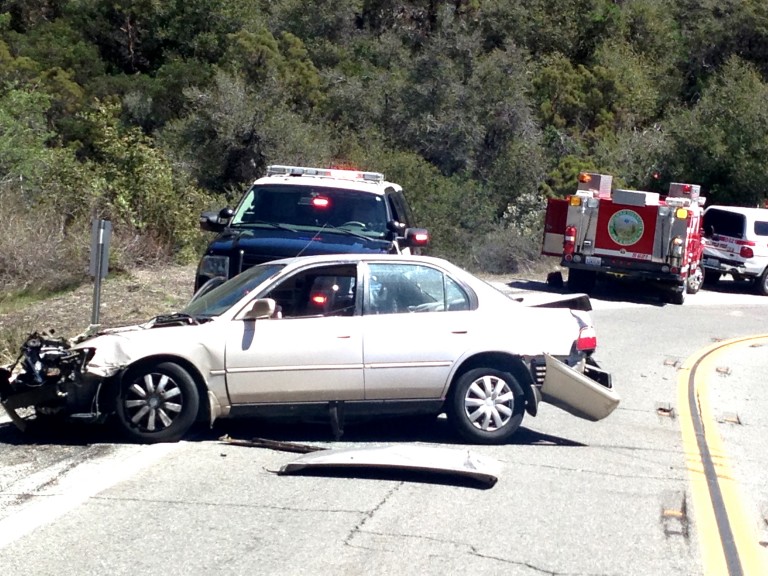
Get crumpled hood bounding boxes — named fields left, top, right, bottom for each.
left=72, top=323, right=216, bottom=377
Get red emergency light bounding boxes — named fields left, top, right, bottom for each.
left=311, top=196, right=330, bottom=209
left=578, top=173, right=592, bottom=183
left=310, top=294, right=328, bottom=306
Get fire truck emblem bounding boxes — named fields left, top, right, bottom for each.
left=608, top=209, right=644, bottom=245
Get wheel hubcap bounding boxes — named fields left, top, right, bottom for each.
left=689, top=267, right=703, bottom=292
left=463, top=375, right=515, bottom=432
left=124, top=373, right=183, bottom=432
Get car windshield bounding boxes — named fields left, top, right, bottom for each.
left=183, top=263, right=286, bottom=317
left=230, top=184, right=389, bottom=239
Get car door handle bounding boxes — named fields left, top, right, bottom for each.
left=451, top=330, right=468, bottom=334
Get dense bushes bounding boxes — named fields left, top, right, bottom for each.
left=1, top=1, right=768, bottom=295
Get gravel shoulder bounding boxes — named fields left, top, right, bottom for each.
left=0, top=265, right=197, bottom=358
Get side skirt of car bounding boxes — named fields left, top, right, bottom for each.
left=228, top=399, right=445, bottom=425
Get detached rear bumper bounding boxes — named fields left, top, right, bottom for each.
left=540, top=354, right=619, bottom=421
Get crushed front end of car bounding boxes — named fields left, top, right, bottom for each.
left=0, top=332, right=105, bottom=431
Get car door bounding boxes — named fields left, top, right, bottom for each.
left=361, top=262, right=475, bottom=400
left=224, top=264, right=364, bottom=404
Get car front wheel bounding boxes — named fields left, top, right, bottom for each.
left=448, top=368, right=525, bottom=444
left=115, top=362, right=199, bottom=443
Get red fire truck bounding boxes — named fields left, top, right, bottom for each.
left=542, top=173, right=706, bottom=304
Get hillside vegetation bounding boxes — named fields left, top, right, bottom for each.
left=1, top=0, right=768, bottom=298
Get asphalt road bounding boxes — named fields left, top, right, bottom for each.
left=0, top=277, right=767, bottom=575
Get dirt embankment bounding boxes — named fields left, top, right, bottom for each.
left=0, top=265, right=197, bottom=358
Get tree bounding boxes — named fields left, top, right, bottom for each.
left=664, top=57, right=768, bottom=206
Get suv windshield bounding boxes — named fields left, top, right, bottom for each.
left=231, top=184, right=389, bottom=239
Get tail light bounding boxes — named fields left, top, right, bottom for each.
left=564, top=226, right=577, bottom=255
left=577, top=326, right=597, bottom=352
left=740, top=245, right=754, bottom=258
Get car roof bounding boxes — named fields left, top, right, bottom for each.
left=706, top=205, right=768, bottom=219
left=269, top=253, right=452, bottom=267
left=251, top=173, right=400, bottom=196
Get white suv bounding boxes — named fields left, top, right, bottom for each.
left=702, top=205, right=768, bottom=295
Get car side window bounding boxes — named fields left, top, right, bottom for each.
left=263, top=265, right=358, bottom=318
left=385, top=189, right=414, bottom=227
left=366, top=263, right=469, bottom=314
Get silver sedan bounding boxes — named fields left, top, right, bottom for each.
left=1, top=254, right=619, bottom=443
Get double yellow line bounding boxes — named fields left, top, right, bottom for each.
left=678, top=335, right=768, bottom=575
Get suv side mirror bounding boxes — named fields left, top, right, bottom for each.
left=387, top=220, right=406, bottom=234
left=200, top=207, right=234, bottom=232
left=403, top=227, right=430, bottom=248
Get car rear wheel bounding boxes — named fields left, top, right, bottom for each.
left=448, top=368, right=525, bottom=444
left=757, top=268, right=768, bottom=296
left=686, top=264, right=704, bottom=294
left=115, top=362, right=199, bottom=443
left=668, top=286, right=686, bottom=305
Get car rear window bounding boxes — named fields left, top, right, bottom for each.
left=704, top=209, right=745, bottom=239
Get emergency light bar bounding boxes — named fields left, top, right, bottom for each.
left=267, top=165, right=385, bottom=183
left=664, top=197, right=692, bottom=208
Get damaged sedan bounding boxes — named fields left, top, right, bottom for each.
left=0, top=254, right=619, bottom=444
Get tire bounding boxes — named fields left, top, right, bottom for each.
left=686, top=264, right=704, bottom=294
left=115, top=362, right=199, bottom=443
left=567, top=269, right=597, bottom=293
left=669, top=287, right=686, bottom=305
left=448, top=368, right=525, bottom=444
left=757, top=268, right=768, bottom=296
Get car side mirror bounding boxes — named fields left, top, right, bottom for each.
left=243, top=298, right=277, bottom=320
left=387, top=220, right=406, bottom=234
left=200, top=207, right=234, bottom=232
left=403, top=227, right=430, bottom=248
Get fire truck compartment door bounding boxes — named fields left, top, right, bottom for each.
left=593, top=203, right=659, bottom=257
left=542, top=198, right=569, bottom=256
